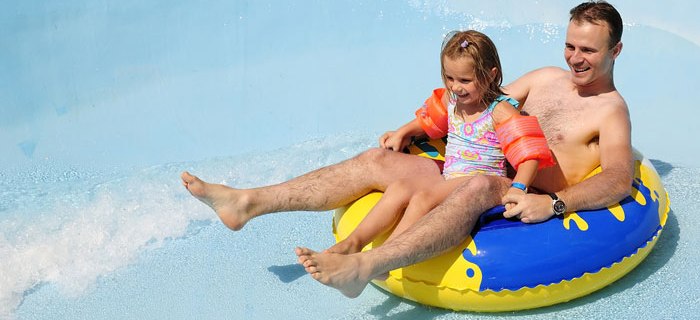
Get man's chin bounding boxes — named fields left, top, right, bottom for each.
left=570, top=72, right=593, bottom=86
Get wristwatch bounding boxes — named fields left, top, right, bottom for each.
left=548, top=193, right=567, bottom=216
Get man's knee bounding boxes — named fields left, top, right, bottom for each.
left=356, top=148, right=393, bottom=169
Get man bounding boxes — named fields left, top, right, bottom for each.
left=293, top=1, right=633, bottom=298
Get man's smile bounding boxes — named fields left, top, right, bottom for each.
left=573, top=66, right=591, bottom=73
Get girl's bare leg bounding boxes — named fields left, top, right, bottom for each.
left=326, top=178, right=423, bottom=254
left=384, top=176, right=471, bottom=244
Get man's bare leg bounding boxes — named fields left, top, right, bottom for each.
left=296, top=175, right=510, bottom=297
left=181, top=148, right=441, bottom=230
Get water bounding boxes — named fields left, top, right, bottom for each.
left=1, top=1, right=699, bottom=319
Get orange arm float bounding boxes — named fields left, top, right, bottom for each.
left=414, top=88, right=449, bottom=139
left=495, top=115, right=556, bottom=170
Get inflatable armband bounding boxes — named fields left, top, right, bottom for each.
left=495, top=115, right=555, bottom=170
left=415, top=88, right=449, bottom=139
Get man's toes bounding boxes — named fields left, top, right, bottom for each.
left=302, top=259, right=317, bottom=268
left=297, top=247, right=316, bottom=256
left=305, top=265, right=318, bottom=273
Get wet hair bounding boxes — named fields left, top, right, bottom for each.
left=440, top=30, right=504, bottom=107
left=569, top=1, right=623, bottom=48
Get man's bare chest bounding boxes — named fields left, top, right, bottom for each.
left=522, top=94, right=597, bottom=147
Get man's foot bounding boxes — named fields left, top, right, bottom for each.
left=181, top=171, right=253, bottom=231
left=295, top=247, right=372, bottom=298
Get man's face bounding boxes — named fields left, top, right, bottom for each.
left=564, top=20, right=621, bottom=87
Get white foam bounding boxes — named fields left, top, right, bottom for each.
left=0, top=133, right=375, bottom=318
left=0, top=166, right=211, bottom=317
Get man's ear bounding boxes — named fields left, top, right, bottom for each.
left=612, top=42, right=623, bottom=59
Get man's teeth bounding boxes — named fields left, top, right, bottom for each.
left=575, top=67, right=590, bottom=72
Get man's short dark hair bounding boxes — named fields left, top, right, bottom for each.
left=570, top=1, right=623, bottom=48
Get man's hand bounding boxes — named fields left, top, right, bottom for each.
left=502, top=193, right=554, bottom=223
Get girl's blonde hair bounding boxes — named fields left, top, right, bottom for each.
left=440, top=30, right=505, bottom=107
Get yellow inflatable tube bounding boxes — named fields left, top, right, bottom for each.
left=332, top=139, right=670, bottom=312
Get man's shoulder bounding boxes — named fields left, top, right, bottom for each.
left=516, top=67, right=568, bottom=88
left=579, top=90, right=629, bottom=126
left=527, top=66, right=568, bottom=79
left=595, top=87, right=628, bottom=109
left=599, top=92, right=629, bottom=116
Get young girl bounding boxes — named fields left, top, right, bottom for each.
left=326, top=30, right=554, bottom=254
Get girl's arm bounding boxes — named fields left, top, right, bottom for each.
left=507, top=159, right=539, bottom=199
left=381, top=88, right=451, bottom=151
left=379, top=118, right=427, bottom=151
left=491, top=101, right=540, bottom=208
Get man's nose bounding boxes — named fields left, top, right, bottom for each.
left=570, top=50, right=584, bottom=64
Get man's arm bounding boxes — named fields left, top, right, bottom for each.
left=557, top=103, right=634, bottom=212
left=503, top=102, right=633, bottom=223
left=502, top=72, right=531, bottom=106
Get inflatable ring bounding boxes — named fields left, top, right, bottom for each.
left=332, top=138, right=670, bottom=312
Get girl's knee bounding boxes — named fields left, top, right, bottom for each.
left=386, top=179, right=418, bottom=198
left=452, top=175, right=507, bottom=202
left=410, top=189, right=433, bottom=204
left=467, top=175, right=502, bottom=191
left=406, top=190, right=439, bottom=213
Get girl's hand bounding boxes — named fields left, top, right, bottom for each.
left=502, top=187, right=526, bottom=211
left=379, top=131, right=411, bottom=151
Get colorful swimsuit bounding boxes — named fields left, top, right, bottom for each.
left=442, top=94, right=519, bottom=179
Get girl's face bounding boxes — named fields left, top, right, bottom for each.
left=442, top=56, right=483, bottom=108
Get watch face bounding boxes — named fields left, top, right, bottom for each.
left=554, top=200, right=566, bottom=214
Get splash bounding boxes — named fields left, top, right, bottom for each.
left=0, top=166, right=211, bottom=317
left=0, top=133, right=374, bottom=318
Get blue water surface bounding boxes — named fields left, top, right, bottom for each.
left=1, top=1, right=699, bottom=319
